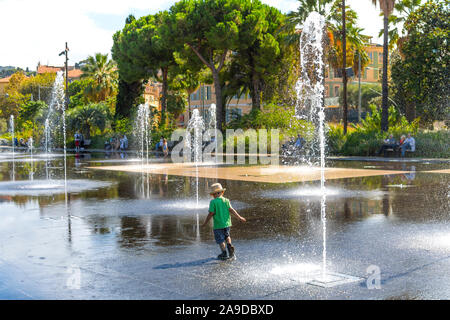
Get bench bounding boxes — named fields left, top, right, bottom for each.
left=384, top=148, right=415, bottom=157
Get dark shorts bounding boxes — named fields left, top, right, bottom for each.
left=213, top=227, right=230, bottom=244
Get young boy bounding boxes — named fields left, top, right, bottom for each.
left=201, top=183, right=246, bottom=260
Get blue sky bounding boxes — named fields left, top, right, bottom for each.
left=0, top=0, right=385, bottom=70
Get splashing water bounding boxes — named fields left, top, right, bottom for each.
left=208, top=104, right=218, bottom=163
left=296, top=12, right=328, bottom=279
left=9, top=115, right=15, bottom=181
left=136, top=104, right=151, bottom=165
left=45, top=71, right=65, bottom=152
left=186, top=109, right=205, bottom=165
left=136, top=104, right=151, bottom=198
left=186, top=109, right=205, bottom=237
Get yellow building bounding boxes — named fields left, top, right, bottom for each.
left=183, top=84, right=252, bottom=127
left=325, top=42, right=383, bottom=100
left=0, top=75, right=11, bottom=94
left=143, top=81, right=162, bottom=110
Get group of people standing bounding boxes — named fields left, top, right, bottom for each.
left=378, top=133, right=416, bottom=157
left=155, top=136, right=169, bottom=158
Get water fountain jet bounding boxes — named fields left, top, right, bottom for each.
left=295, top=12, right=362, bottom=287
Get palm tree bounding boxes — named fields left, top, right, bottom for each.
left=379, top=0, right=422, bottom=51
left=66, top=103, right=111, bottom=139
left=81, top=53, right=118, bottom=102
left=371, top=0, right=396, bottom=132
left=288, top=0, right=369, bottom=133
left=328, top=1, right=370, bottom=133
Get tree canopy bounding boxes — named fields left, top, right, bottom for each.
left=390, top=0, right=449, bottom=123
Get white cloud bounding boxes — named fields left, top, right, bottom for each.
left=0, top=0, right=384, bottom=71
left=0, top=0, right=173, bottom=70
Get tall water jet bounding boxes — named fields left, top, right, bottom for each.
left=295, top=12, right=328, bottom=280
left=296, top=12, right=362, bottom=287
left=44, top=118, right=51, bottom=154
left=186, top=109, right=205, bottom=239
left=29, top=137, right=34, bottom=181
left=136, top=104, right=151, bottom=199
left=44, top=118, right=50, bottom=180
left=187, top=109, right=205, bottom=166
left=9, top=115, right=15, bottom=181
left=208, top=104, right=218, bottom=163
left=136, top=104, right=151, bottom=165
left=46, top=71, right=65, bottom=152
left=46, top=70, right=68, bottom=211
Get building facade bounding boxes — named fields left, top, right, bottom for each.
left=36, top=63, right=83, bottom=81
left=325, top=42, right=383, bottom=102
left=183, top=84, right=253, bottom=127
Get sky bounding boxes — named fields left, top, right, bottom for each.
left=0, top=0, right=385, bottom=71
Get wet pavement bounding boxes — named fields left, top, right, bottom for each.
left=0, top=150, right=449, bottom=299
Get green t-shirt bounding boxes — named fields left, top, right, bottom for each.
left=209, top=196, right=232, bottom=230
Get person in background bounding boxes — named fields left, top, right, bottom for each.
left=123, top=134, right=128, bottom=149
left=294, top=134, right=304, bottom=149
left=163, top=138, right=168, bottom=158
left=377, top=134, right=397, bottom=157
left=155, top=136, right=164, bottom=152
left=399, top=135, right=406, bottom=146
left=119, top=135, right=125, bottom=151
left=74, top=132, right=81, bottom=152
left=401, top=133, right=416, bottom=157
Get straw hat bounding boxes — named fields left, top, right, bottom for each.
left=210, top=183, right=226, bottom=195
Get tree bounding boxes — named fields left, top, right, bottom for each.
left=115, top=79, right=145, bottom=120
left=339, top=83, right=382, bottom=111
left=378, top=0, right=422, bottom=50
left=19, top=73, right=56, bottom=104
left=288, top=0, right=369, bottom=133
left=0, top=71, right=29, bottom=118
left=228, top=1, right=289, bottom=111
left=66, top=103, right=111, bottom=139
left=286, top=0, right=334, bottom=31
left=170, top=0, right=243, bottom=130
left=67, top=78, right=95, bottom=107
left=390, top=0, right=449, bottom=124
left=328, top=0, right=370, bottom=132
left=81, top=53, right=118, bottom=102
left=371, top=0, right=396, bottom=132
left=112, top=15, right=147, bottom=120
left=112, top=12, right=179, bottom=126
left=18, top=101, right=47, bottom=126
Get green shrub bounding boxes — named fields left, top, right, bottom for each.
left=330, top=105, right=422, bottom=156
left=226, top=103, right=314, bottom=150
left=414, top=130, right=450, bottom=158
left=326, top=124, right=346, bottom=155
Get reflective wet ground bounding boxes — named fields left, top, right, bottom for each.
left=0, top=150, right=449, bottom=299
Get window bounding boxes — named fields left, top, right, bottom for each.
left=369, top=52, right=373, bottom=63
left=191, top=90, right=199, bottom=101
left=334, top=86, right=340, bottom=97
